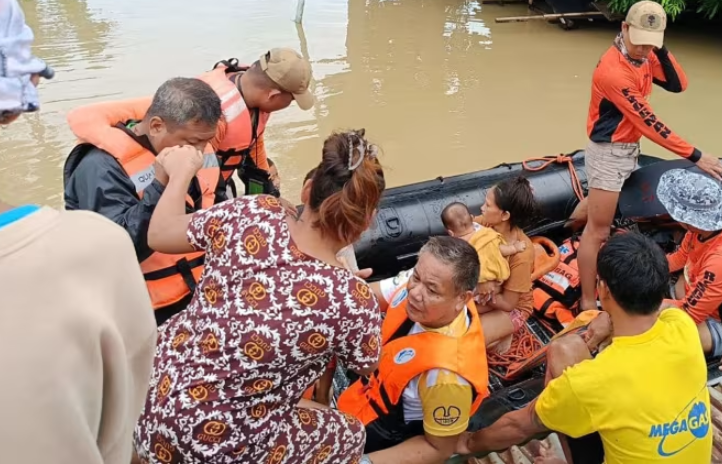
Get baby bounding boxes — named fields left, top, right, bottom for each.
left=441, top=202, right=525, bottom=302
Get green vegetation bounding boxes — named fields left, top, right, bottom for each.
left=607, top=0, right=721, bottom=19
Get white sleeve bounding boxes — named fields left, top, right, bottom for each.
left=379, top=268, right=414, bottom=303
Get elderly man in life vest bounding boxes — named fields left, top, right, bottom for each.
left=337, top=236, right=489, bottom=464
left=63, top=77, right=225, bottom=325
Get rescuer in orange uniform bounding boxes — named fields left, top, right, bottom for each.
left=576, top=1, right=722, bottom=313
left=198, top=48, right=313, bottom=197
left=658, top=169, right=722, bottom=359
left=338, top=236, right=489, bottom=464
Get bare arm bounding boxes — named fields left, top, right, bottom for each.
left=147, top=176, right=194, bottom=254
left=369, top=281, right=390, bottom=312
left=368, top=432, right=459, bottom=464
left=466, top=400, right=549, bottom=454
left=499, top=243, right=518, bottom=257
left=147, top=146, right=204, bottom=254
left=486, top=288, right=521, bottom=313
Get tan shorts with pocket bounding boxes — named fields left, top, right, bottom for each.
left=585, top=141, right=641, bottom=192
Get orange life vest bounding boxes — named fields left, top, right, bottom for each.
left=64, top=98, right=221, bottom=310
left=534, top=235, right=582, bottom=311
left=197, top=63, right=270, bottom=182
left=337, top=284, right=489, bottom=434
left=532, top=287, right=575, bottom=327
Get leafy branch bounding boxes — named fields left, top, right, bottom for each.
left=606, top=0, right=720, bottom=19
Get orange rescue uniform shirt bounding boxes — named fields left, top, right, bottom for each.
left=667, top=231, right=722, bottom=324
left=587, top=45, right=701, bottom=162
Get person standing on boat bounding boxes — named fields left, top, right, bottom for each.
left=576, top=0, right=722, bottom=313
left=657, top=169, right=722, bottom=359
left=457, top=232, right=713, bottom=464
left=63, top=78, right=226, bottom=325
left=342, top=236, right=489, bottom=464
left=0, top=2, right=157, bottom=463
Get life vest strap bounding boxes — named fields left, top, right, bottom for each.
left=143, top=255, right=205, bottom=294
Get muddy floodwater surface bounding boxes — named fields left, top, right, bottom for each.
left=2, top=0, right=722, bottom=206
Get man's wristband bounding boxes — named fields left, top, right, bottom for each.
left=689, top=148, right=702, bottom=164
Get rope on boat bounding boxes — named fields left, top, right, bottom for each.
left=487, top=323, right=543, bottom=377
left=522, top=155, right=586, bottom=202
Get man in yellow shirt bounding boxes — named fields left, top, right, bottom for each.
left=339, top=236, right=489, bottom=464
left=457, top=232, right=712, bottom=463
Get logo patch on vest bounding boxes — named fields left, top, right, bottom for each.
left=394, top=348, right=416, bottom=365
left=391, top=288, right=408, bottom=308
left=433, top=406, right=461, bottom=426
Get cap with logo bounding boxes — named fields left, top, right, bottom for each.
left=259, top=48, right=314, bottom=111
left=626, top=0, right=666, bottom=48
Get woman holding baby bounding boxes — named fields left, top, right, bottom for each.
left=475, top=176, right=538, bottom=349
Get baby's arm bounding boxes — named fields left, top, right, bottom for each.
left=500, top=240, right=526, bottom=257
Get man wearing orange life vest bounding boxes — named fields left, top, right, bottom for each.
left=658, top=169, right=722, bottom=359
left=203, top=48, right=313, bottom=197
left=338, top=236, right=489, bottom=464
left=576, top=0, right=722, bottom=314
left=63, top=77, right=225, bottom=325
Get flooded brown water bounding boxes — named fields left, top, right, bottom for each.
left=2, top=0, right=722, bottom=206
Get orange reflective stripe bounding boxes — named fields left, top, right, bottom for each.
left=337, top=284, right=489, bottom=426
left=197, top=65, right=270, bottom=181
left=533, top=236, right=582, bottom=311
left=67, top=99, right=220, bottom=310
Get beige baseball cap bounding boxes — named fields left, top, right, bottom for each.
left=260, top=48, right=314, bottom=111
left=626, top=1, right=666, bottom=48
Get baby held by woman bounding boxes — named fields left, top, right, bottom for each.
left=442, top=202, right=525, bottom=304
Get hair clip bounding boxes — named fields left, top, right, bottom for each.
left=348, top=134, right=365, bottom=171
left=348, top=133, right=378, bottom=171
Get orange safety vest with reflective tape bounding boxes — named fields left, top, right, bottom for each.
left=65, top=98, right=220, bottom=310
left=337, top=284, right=489, bottom=429
left=197, top=64, right=270, bottom=181
left=535, top=235, right=582, bottom=310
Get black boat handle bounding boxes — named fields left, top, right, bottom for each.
left=507, top=388, right=526, bottom=402
left=384, top=217, right=402, bottom=238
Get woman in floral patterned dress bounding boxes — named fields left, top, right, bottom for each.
left=133, top=129, right=386, bottom=464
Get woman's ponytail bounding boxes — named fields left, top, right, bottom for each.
left=309, top=129, right=386, bottom=245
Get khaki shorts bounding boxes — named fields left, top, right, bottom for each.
left=585, top=141, right=640, bottom=192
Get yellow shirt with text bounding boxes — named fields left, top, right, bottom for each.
left=535, top=308, right=712, bottom=464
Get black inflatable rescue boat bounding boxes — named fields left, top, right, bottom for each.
left=355, top=149, right=663, bottom=280
left=334, top=152, right=722, bottom=464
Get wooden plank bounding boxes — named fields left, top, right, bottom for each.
left=495, top=11, right=605, bottom=22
